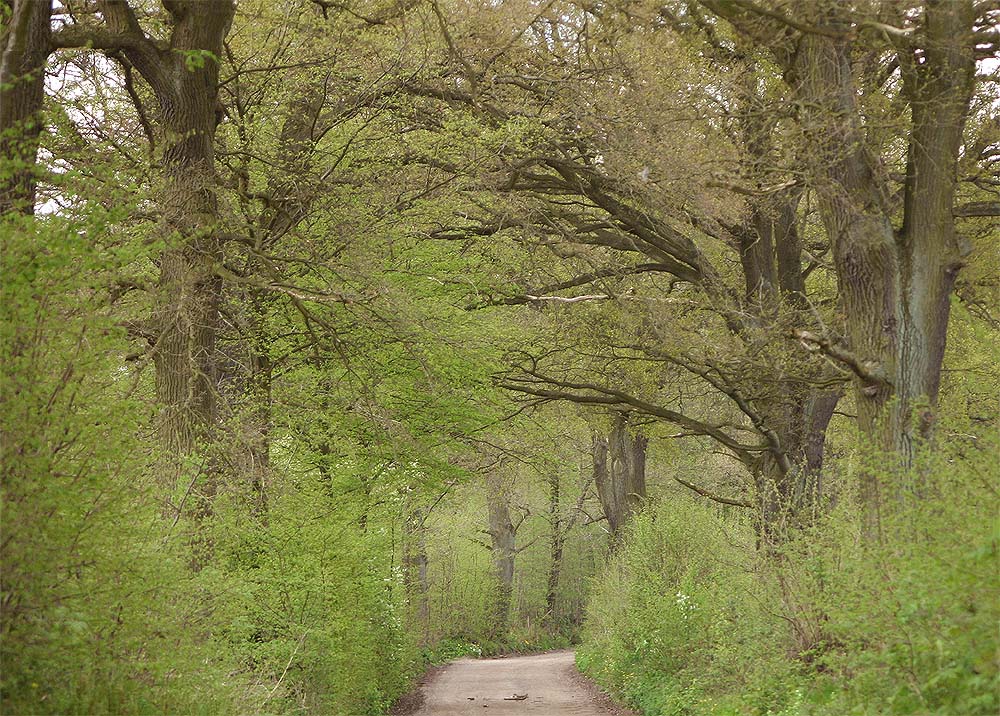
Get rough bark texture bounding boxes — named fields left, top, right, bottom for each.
left=733, top=71, right=842, bottom=538
left=753, top=390, right=839, bottom=541
left=80, top=1, right=235, bottom=497
left=544, top=471, right=564, bottom=622
left=896, top=0, right=976, bottom=442
left=146, top=2, right=234, bottom=500
left=402, top=499, right=430, bottom=645
left=0, top=0, right=51, bottom=215
left=788, top=1, right=975, bottom=529
left=702, top=0, right=977, bottom=533
left=593, top=413, right=647, bottom=541
left=486, top=471, right=516, bottom=637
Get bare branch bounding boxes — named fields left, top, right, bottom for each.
left=468, top=263, right=677, bottom=309
left=954, top=201, right=1000, bottom=217
left=497, top=371, right=764, bottom=464
left=793, top=329, right=889, bottom=387
left=522, top=293, right=611, bottom=304
left=51, top=1, right=169, bottom=95
left=214, top=263, right=358, bottom=306
left=674, top=476, right=752, bottom=508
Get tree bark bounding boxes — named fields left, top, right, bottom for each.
left=0, top=0, right=51, bottom=215
left=544, top=471, right=563, bottom=623
left=731, top=66, right=843, bottom=539
left=753, top=389, right=839, bottom=542
left=896, top=0, right=976, bottom=446
left=486, top=471, right=516, bottom=637
left=402, top=498, right=430, bottom=645
left=593, top=412, right=647, bottom=542
left=789, top=1, right=976, bottom=531
left=146, top=2, right=233, bottom=503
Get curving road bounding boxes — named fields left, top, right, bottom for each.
left=407, top=650, right=632, bottom=715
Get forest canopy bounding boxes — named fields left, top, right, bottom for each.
left=1, top=1, right=998, bottom=714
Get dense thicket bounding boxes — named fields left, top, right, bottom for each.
left=1, top=1, right=997, bottom=714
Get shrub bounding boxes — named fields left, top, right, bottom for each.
left=578, top=496, right=796, bottom=715
left=1, top=213, right=244, bottom=714
left=578, top=438, right=999, bottom=716
left=213, top=472, right=410, bottom=716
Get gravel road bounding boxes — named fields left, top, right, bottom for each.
left=404, top=650, right=633, bottom=715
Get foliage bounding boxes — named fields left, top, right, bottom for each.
left=213, top=473, right=409, bottom=715
left=578, top=438, right=1000, bottom=716
left=0, top=212, right=243, bottom=714
left=0, top=210, right=415, bottom=715
left=2, top=1, right=998, bottom=715
left=801, top=438, right=1000, bottom=715
left=578, top=495, right=794, bottom=716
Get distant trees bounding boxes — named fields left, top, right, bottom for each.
left=485, top=468, right=527, bottom=636
left=409, top=1, right=844, bottom=540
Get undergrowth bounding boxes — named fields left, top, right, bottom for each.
left=578, top=438, right=999, bottom=716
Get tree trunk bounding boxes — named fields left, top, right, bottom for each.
left=402, top=498, right=430, bottom=645
left=218, top=81, right=327, bottom=511
left=896, top=0, right=976, bottom=450
left=754, top=389, right=839, bottom=543
left=256, top=85, right=327, bottom=247
left=734, top=73, right=841, bottom=534
left=593, top=412, right=647, bottom=542
left=0, top=0, right=51, bottom=215
left=791, top=2, right=975, bottom=531
left=486, top=471, right=516, bottom=637
left=148, top=3, right=233, bottom=505
left=40, top=1, right=234, bottom=523
left=245, top=349, right=271, bottom=515
left=544, top=471, right=564, bottom=624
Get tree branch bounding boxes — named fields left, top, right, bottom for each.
left=497, top=371, right=764, bottom=464
left=954, top=201, right=1000, bottom=217
left=50, top=26, right=146, bottom=51
left=51, top=2, right=169, bottom=95
left=793, top=329, right=889, bottom=388
left=674, top=476, right=752, bottom=508
left=468, top=263, right=677, bottom=309
left=107, top=51, right=156, bottom=153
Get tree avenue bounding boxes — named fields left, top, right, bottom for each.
left=1, top=1, right=997, bottom=715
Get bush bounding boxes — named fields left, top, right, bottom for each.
left=1, top=213, right=415, bottom=715
left=213, top=474, right=410, bottom=716
left=1, top=213, right=245, bottom=714
left=801, top=438, right=999, bottom=715
left=578, top=439, right=999, bottom=716
left=578, top=496, right=795, bottom=715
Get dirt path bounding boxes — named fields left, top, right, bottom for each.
left=402, top=650, right=633, bottom=715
